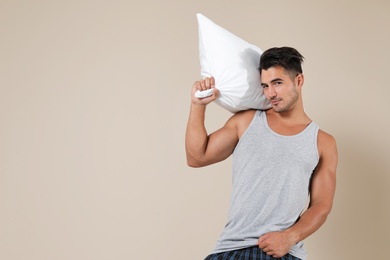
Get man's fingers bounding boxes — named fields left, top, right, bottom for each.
left=262, top=246, right=273, bottom=255
left=210, top=77, right=215, bottom=86
left=200, top=80, right=206, bottom=90
left=193, top=81, right=201, bottom=91
left=196, top=77, right=215, bottom=91
left=258, top=240, right=278, bottom=257
left=257, top=235, right=267, bottom=247
left=212, top=87, right=219, bottom=98
left=190, top=77, right=218, bottom=107
left=205, top=77, right=210, bottom=88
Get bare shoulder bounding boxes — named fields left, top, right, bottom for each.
left=227, top=109, right=257, bottom=137
left=317, top=129, right=338, bottom=162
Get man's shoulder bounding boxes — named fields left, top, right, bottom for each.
left=317, top=129, right=336, bottom=143
left=226, top=109, right=258, bottom=137
left=231, top=109, right=258, bottom=125
left=317, top=129, right=337, bottom=157
left=236, top=109, right=258, bottom=117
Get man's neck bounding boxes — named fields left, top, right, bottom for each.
left=266, top=105, right=310, bottom=125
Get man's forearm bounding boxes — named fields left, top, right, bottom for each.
left=285, top=204, right=330, bottom=244
left=185, top=104, right=208, bottom=166
left=257, top=203, right=331, bottom=258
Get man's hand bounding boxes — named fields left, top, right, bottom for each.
left=191, top=77, right=219, bottom=106
left=256, top=231, right=296, bottom=258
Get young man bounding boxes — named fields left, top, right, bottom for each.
left=185, top=47, right=338, bottom=260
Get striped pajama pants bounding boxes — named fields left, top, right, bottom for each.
left=204, top=246, right=301, bottom=260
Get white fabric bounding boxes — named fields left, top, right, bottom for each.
left=197, top=13, right=271, bottom=113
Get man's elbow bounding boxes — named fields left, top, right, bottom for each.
left=186, top=154, right=209, bottom=168
left=315, top=203, right=334, bottom=221
left=187, top=161, right=201, bottom=168
left=186, top=158, right=205, bottom=168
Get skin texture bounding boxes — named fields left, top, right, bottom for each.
left=185, top=66, right=338, bottom=258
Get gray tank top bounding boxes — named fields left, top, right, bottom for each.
left=211, top=110, right=319, bottom=260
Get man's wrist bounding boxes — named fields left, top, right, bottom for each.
left=285, top=228, right=300, bottom=245
left=191, top=102, right=207, bottom=111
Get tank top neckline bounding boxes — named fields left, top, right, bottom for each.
left=259, top=110, right=314, bottom=138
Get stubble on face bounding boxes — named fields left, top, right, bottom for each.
left=262, top=66, right=301, bottom=114
left=271, top=85, right=299, bottom=113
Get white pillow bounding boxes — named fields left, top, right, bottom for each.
left=197, top=13, right=271, bottom=113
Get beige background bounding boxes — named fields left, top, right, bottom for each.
left=1, top=0, right=389, bottom=259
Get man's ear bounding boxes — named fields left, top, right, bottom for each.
left=296, top=73, right=304, bottom=88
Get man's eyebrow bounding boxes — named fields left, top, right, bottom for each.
left=261, top=78, right=284, bottom=85
left=270, top=78, right=283, bottom=83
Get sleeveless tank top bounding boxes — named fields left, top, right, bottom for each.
left=211, top=110, right=319, bottom=260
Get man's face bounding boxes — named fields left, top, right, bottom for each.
left=261, top=66, right=300, bottom=113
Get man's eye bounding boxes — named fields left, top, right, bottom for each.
left=262, top=85, right=268, bottom=88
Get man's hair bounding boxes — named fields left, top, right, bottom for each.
left=259, top=47, right=304, bottom=78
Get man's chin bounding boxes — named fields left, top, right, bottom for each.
left=272, top=106, right=286, bottom=113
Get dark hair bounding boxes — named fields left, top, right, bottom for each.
left=259, top=47, right=304, bottom=77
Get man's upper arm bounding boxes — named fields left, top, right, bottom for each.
left=309, top=130, right=338, bottom=213
left=187, top=110, right=255, bottom=168
left=198, top=115, right=240, bottom=166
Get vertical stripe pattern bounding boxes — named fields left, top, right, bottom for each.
left=205, top=246, right=301, bottom=260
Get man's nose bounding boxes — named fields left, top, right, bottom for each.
left=267, top=86, right=276, bottom=99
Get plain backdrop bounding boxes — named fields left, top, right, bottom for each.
left=1, top=0, right=389, bottom=259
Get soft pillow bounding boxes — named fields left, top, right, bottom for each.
left=196, top=13, right=271, bottom=113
